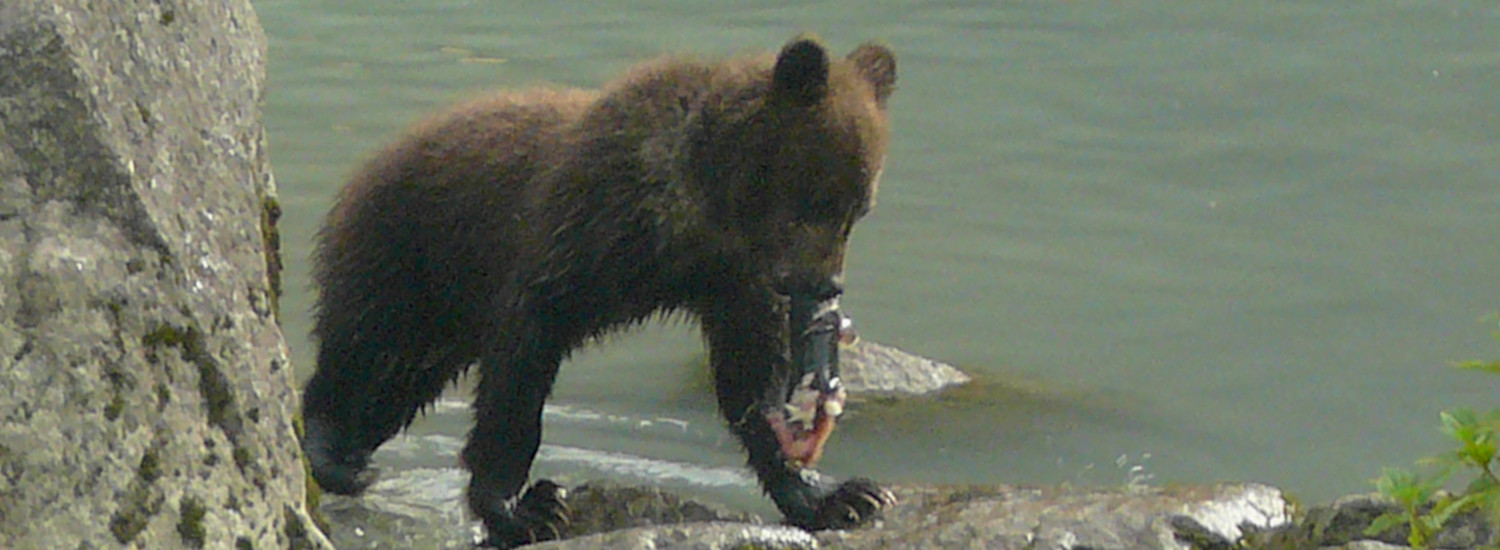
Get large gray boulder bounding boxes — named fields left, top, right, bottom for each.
left=0, top=1, right=328, bottom=548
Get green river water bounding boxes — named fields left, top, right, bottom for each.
left=256, top=0, right=1500, bottom=517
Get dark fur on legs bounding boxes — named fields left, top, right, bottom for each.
left=700, top=282, right=897, bottom=531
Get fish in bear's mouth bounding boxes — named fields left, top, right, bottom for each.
left=766, top=371, right=847, bottom=469
left=765, top=302, right=857, bottom=470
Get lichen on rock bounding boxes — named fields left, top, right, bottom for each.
left=0, top=0, right=328, bottom=548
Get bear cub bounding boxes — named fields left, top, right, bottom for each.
left=301, top=36, right=897, bottom=548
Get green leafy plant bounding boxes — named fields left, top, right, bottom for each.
left=1368, top=320, right=1500, bottom=549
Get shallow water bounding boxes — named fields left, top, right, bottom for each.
left=258, top=0, right=1500, bottom=516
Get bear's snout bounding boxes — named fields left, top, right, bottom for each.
left=773, top=271, right=844, bottom=302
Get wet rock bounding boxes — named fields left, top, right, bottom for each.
left=533, top=522, right=818, bottom=550
left=321, top=468, right=1291, bottom=550
left=684, top=337, right=968, bottom=398
left=527, top=482, right=1292, bottom=550
left=1233, top=493, right=1497, bottom=550
left=560, top=480, right=761, bottom=538
left=1334, top=542, right=1408, bottom=550
left=821, top=482, right=1289, bottom=550
left=320, top=468, right=475, bottom=549
left=0, top=1, right=327, bottom=548
left=841, top=338, right=971, bottom=397
left=322, top=470, right=761, bottom=549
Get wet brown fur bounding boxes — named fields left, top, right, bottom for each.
left=302, top=37, right=896, bottom=546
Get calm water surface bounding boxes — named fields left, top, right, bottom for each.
left=257, top=0, right=1500, bottom=514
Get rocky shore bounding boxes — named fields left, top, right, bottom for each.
left=318, top=468, right=1496, bottom=550
left=310, top=339, right=1495, bottom=550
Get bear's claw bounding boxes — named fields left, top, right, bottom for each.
left=479, top=480, right=571, bottom=549
left=807, top=478, right=896, bottom=530
left=517, top=480, right=571, bottom=540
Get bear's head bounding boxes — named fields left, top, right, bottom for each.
left=691, top=37, right=897, bottom=301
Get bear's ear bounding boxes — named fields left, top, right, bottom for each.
left=847, top=42, right=897, bottom=105
left=772, top=37, right=831, bottom=105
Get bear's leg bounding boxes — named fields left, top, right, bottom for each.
left=302, top=338, right=472, bottom=495
left=464, top=341, right=570, bottom=549
left=702, top=291, right=895, bottom=531
left=301, top=340, right=387, bottom=496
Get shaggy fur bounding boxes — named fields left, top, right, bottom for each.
left=301, top=36, right=897, bottom=548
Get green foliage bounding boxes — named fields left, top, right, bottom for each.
left=1368, top=319, right=1500, bottom=549
left=1458, top=359, right=1500, bottom=376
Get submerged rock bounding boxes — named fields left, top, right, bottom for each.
left=840, top=338, right=972, bottom=397
left=0, top=0, right=326, bottom=548
left=681, top=337, right=969, bottom=398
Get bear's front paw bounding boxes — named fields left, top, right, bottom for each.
left=302, top=419, right=379, bottom=496
left=805, top=478, right=896, bottom=530
left=311, top=459, right=379, bottom=496
left=478, top=480, right=571, bottom=549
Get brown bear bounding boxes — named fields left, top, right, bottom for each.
left=300, top=36, right=897, bottom=548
